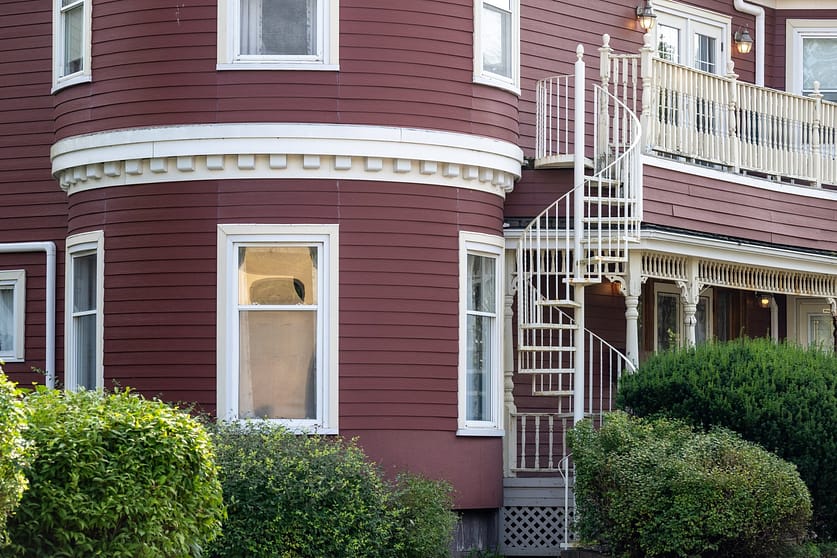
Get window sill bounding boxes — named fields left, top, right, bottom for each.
left=473, top=74, right=521, bottom=96
left=456, top=427, right=505, bottom=437
left=217, top=63, right=340, bottom=72
left=52, top=73, right=92, bottom=94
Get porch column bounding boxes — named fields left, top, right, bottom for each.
left=503, top=250, right=517, bottom=477
left=678, top=259, right=701, bottom=348
left=621, top=252, right=643, bottom=367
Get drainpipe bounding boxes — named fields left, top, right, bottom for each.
left=0, top=242, right=56, bottom=388
left=734, top=0, right=765, bottom=86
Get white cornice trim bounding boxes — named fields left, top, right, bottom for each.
left=505, top=227, right=837, bottom=276
left=639, top=228, right=837, bottom=276
left=749, top=0, right=837, bottom=8
left=643, top=154, right=837, bottom=202
left=51, top=123, right=524, bottom=197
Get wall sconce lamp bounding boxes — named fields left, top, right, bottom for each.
left=734, top=27, right=754, bottom=54
left=756, top=292, right=771, bottom=309
left=636, top=0, right=657, bottom=32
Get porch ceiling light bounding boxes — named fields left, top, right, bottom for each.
left=757, top=292, right=771, bottom=309
left=636, top=0, right=657, bottom=32
left=734, top=27, right=754, bottom=55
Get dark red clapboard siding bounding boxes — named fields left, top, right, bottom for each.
left=643, top=165, right=837, bottom=252
left=51, top=0, right=518, bottom=146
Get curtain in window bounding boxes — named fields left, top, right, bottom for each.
left=240, top=0, right=317, bottom=56
left=466, top=254, right=496, bottom=422
left=72, top=254, right=97, bottom=389
left=482, top=0, right=511, bottom=78
left=803, top=38, right=837, bottom=101
left=237, top=246, right=318, bottom=420
left=0, top=288, right=13, bottom=353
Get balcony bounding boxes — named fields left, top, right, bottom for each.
left=537, top=34, right=837, bottom=190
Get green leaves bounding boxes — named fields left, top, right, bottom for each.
left=208, top=422, right=457, bottom=558
left=617, top=338, right=837, bottom=540
left=0, top=365, right=30, bottom=548
left=4, top=388, right=224, bottom=558
left=569, top=412, right=812, bottom=558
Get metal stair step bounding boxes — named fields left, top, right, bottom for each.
left=519, top=323, right=577, bottom=331
left=518, top=367, right=575, bottom=375
left=535, top=299, right=581, bottom=308
left=532, top=388, right=575, bottom=397
left=518, top=345, right=576, bottom=353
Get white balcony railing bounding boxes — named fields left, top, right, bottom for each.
left=536, top=33, right=837, bottom=189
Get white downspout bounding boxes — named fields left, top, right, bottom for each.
left=0, top=242, right=56, bottom=388
left=734, top=0, right=765, bottom=86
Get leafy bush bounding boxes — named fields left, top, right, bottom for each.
left=209, top=422, right=399, bottom=558
left=391, top=472, right=457, bottom=558
left=617, top=338, right=837, bottom=540
left=0, top=366, right=29, bottom=546
left=568, top=412, right=812, bottom=558
left=6, top=387, right=224, bottom=557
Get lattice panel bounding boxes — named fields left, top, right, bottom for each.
left=501, top=506, right=575, bottom=554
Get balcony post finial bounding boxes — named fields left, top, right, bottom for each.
left=600, top=34, right=613, bottom=84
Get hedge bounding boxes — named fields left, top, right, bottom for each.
left=617, top=338, right=837, bottom=540
left=568, top=412, right=812, bottom=558
left=5, top=387, right=225, bottom=557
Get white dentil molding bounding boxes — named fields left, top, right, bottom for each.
left=51, top=123, right=524, bottom=197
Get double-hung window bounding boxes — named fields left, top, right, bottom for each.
left=474, top=0, right=520, bottom=93
left=787, top=20, right=837, bottom=102
left=458, top=232, right=504, bottom=436
left=653, top=282, right=712, bottom=351
left=65, top=231, right=104, bottom=390
left=52, top=0, right=92, bottom=90
left=217, top=0, right=339, bottom=70
left=217, top=224, right=338, bottom=433
left=653, top=1, right=729, bottom=75
left=0, top=270, right=25, bottom=363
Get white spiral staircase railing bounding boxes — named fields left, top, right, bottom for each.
left=517, top=81, right=641, bottom=440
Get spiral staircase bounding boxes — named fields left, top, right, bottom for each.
left=501, top=46, right=642, bottom=555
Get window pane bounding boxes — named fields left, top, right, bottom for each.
left=239, top=310, right=317, bottom=419
left=657, top=292, right=679, bottom=350
left=241, top=0, right=317, bottom=56
left=238, top=246, right=317, bottom=306
left=808, top=314, right=834, bottom=351
left=482, top=3, right=511, bottom=78
left=74, top=313, right=96, bottom=389
left=694, top=33, right=715, bottom=73
left=803, top=37, right=837, bottom=93
left=73, top=254, right=96, bottom=312
left=63, top=3, right=83, bottom=75
left=468, top=255, right=496, bottom=313
left=657, top=24, right=680, bottom=63
left=467, top=314, right=493, bottom=421
left=696, top=296, right=709, bottom=345
left=0, top=288, right=13, bottom=354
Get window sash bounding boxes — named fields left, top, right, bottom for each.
left=235, top=242, right=322, bottom=422
left=236, top=0, right=323, bottom=61
left=0, top=287, right=15, bottom=358
left=70, top=252, right=98, bottom=389
left=481, top=2, right=512, bottom=79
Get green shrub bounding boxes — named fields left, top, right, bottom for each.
left=208, top=421, right=399, bottom=558
left=6, top=387, right=224, bottom=557
left=0, top=366, right=29, bottom=546
left=391, top=472, right=457, bottom=558
left=617, top=338, right=837, bottom=540
left=568, top=412, right=812, bottom=558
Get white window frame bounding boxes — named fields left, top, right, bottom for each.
left=653, top=282, right=713, bottom=351
left=0, top=270, right=26, bottom=363
left=786, top=20, right=837, bottom=100
left=217, top=224, right=339, bottom=433
left=457, top=232, right=504, bottom=436
left=473, top=0, right=520, bottom=94
left=52, top=0, right=93, bottom=91
left=653, top=0, right=730, bottom=75
left=64, top=231, right=104, bottom=390
left=217, top=0, right=339, bottom=70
